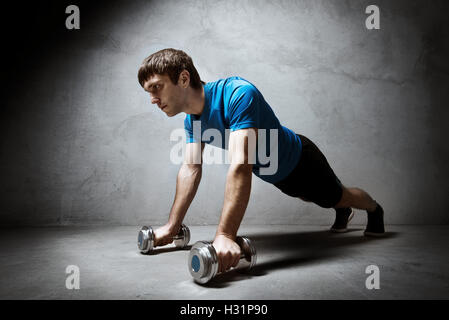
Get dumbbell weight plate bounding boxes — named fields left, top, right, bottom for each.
left=137, top=224, right=190, bottom=254
left=138, top=225, right=154, bottom=253
left=188, top=236, right=256, bottom=284
left=188, top=240, right=219, bottom=284
left=173, top=224, right=191, bottom=248
left=235, top=236, right=257, bottom=271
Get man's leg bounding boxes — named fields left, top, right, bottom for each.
left=334, top=186, right=377, bottom=212
left=273, top=133, right=385, bottom=236
left=333, top=185, right=385, bottom=236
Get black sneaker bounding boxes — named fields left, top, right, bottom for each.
left=330, top=207, right=354, bottom=233
left=364, top=203, right=385, bottom=237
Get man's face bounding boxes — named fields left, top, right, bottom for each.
left=142, top=73, right=186, bottom=117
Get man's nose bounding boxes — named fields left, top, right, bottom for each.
left=150, top=96, right=160, bottom=105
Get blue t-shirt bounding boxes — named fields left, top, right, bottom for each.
left=184, top=76, right=302, bottom=184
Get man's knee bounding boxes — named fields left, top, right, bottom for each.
left=298, top=196, right=311, bottom=202
left=334, top=186, right=350, bottom=208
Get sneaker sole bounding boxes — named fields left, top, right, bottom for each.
left=364, top=231, right=386, bottom=237
left=330, top=209, right=354, bottom=233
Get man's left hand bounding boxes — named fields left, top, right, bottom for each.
left=213, top=234, right=241, bottom=273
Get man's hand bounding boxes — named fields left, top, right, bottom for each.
left=213, top=234, right=242, bottom=273
left=153, top=224, right=178, bottom=247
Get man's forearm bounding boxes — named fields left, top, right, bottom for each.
left=216, top=164, right=252, bottom=239
left=167, top=163, right=202, bottom=231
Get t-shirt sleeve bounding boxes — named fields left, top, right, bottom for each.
left=184, top=116, right=196, bottom=143
left=228, top=85, right=260, bottom=131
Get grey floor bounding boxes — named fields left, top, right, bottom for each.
left=0, top=224, right=448, bottom=299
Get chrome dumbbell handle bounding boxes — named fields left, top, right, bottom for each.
left=188, top=236, right=257, bottom=284
left=137, top=224, right=190, bottom=253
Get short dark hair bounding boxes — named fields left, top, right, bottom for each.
left=138, top=48, right=205, bottom=89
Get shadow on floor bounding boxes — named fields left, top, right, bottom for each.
left=201, top=229, right=398, bottom=288
left=140, top=245, right=193, bottom=255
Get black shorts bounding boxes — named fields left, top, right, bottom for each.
left=273, top=134, right=344, bottom=208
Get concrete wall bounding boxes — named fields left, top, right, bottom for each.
left=1, top=0, right=448, bottom=226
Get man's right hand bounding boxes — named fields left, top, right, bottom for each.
left=153, top=224, right=179, bottom=247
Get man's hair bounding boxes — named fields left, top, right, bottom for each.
left=138, top=48, right=205, bottom=89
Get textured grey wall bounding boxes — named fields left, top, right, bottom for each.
left=1, top=0, right=448, bottom=226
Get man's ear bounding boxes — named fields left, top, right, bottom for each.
left=178, top=69, right=190, bottom=88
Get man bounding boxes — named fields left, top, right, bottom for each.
left=137, top=48, right=385, bottom=274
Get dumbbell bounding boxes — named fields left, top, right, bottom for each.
left=137, top=224, right=190, bottom=254
left=188, top=236, right=257, bottom=284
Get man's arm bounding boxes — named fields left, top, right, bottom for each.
left=154, top=142, right=205, bottom=247
left=213, top=128, right=257, bottom=272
